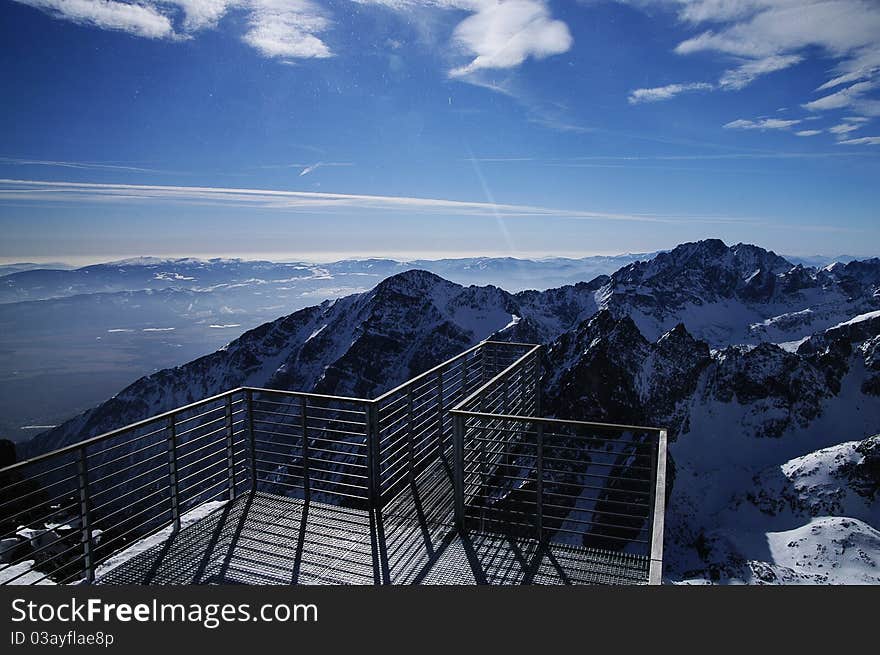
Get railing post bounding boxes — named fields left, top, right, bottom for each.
left=75, top=447, right=95, bottom=584
left=224, top=395, right=236, bottom=501
left=534, top=347, right=542, bottom=417
left=301, top=397, right=311, bottom=501
left=453, top=413, right=465, bottom=532
left=461, top=352, right=469, bottom=395
left=535, top=423, right=544, bottom=543
left=407, top=387, right=414, bottom=484
left=648, top=429, right=668, bottom=585
left=366, top=401, right=381, bottom=510
left=436, top=370, right=444, bottom=461
left=166, top=416, right=180, bottom=532
left=246, top=389, right=257, bottom=493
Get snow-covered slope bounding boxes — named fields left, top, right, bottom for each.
left=538, top=299, right=880, bottom=584
left=675, top=435, right=880, bottom=584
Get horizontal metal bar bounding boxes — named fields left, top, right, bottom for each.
left=373, top=340, right=488, bottom=402
left=0, top=389, right=244, bottom=474
left=89, top=458, right=168, bottom=493
left=453, top=410, right=665, bottom=434
left=87, top=439, right=167, bottom=475
left=252, top=425, right=367, bottom=443
left=243, top=386, right=369, bottom=405
left=0, top=473, right=78, bottom=513
left=86, top=425, right=168, bottom=459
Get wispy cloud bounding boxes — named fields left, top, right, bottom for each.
left=627, top=1, right=880, bottom=116
left=717, top=54, right=803, bottom=91
left=0, top=156, right=169, bottom=173
left=296, top=162, right=353, bottom=176
left=0, top=178, right=765, bottom=225
left=12, top=0, right=174, bottom=38
left=723, top=118, right=800, bottom=131
left=829, top=122, right=863, bottom=136
left=803, top=80, right=877, bottom=112
left=464, top=151, right=874, bottom=164
left=628, top=82, right=713, bottom=104
left=838, top=136, right=880, bottom=146
left=795, top=130, right=822, bottom=137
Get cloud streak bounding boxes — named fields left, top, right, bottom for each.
left=0, top=156, right=169, bottom=173
left=628, top=82, right=713, bottom=104
left=0, top=178, right=764, bottom=225
left=838, top=136, right=880, bottom=145
left=723, top=117, right=800, bottom=131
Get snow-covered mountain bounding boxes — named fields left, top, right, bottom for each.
left=16, top=240, right=880, bottom=584
left=24, top=269, right=598, bottom=456
left=600, top=239, right=880, bottom=346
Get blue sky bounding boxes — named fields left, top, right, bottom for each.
left=1, top=0, right=879, bottom=263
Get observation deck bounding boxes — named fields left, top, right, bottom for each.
left=0, top=342, right=667, bottom=586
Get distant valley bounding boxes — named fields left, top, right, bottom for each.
left=0, top=253, right=651, bottom=440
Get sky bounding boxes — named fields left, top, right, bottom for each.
left=1, top=0, right=879, bottom=264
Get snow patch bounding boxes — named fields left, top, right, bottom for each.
left=829, top=310, right=880, bottom=330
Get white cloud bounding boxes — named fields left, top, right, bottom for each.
left=242, top=0, right=332, bottom=60
left=824, top=114, right=873, bottom=140
left=837, top=136, right=880, bottom=145
left=628, top=1, right=880, bottom=110
left=0, top=178, right=757, bottom=224
left=723, top=117, right=799, bottom=130
left=717, top=54, right=801, bottom=90
left=628, top=82, right=713, bottom=104
left=795, top=129, right=822, bottom=137
left=673, top=1, right=880, bottom=59
left=12, top=0, right=175, bottom=38
left=448, top=1, right=572, bottom=77
left=15, top=0, right=574, bottom=72
left=829, top=122, right=861, bottom=136
left=13, top=0, right=333, bottom=59
left=803, top=80, right=876, bottom=112
left=165, top=0, right=237, bottom=31
left=345, top=1, right=575, bottom=77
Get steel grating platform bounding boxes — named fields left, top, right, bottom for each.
left=95, top=464, right=650, bottom=586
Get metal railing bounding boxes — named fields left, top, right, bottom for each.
left=0, top=340, right=666, bottom=585
left=0, top=390, right=250, bottom=585
left=449, top=345, right=667, bottom=585
left=373, top=342, right=537, bottom=505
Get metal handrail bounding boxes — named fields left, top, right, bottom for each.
left=0, top=388, right=240, bottom=474
left=449, top=349, right=667, bottom=585
left=452, top=344, right=542, bottom=413
left=448, top=409, right=666, bottom=435
left=1, top=339, right=667, bottom=585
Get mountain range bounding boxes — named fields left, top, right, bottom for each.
left=0, top=252, right=654, bottom=440
left=15, top=240, right=880, bottom=583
